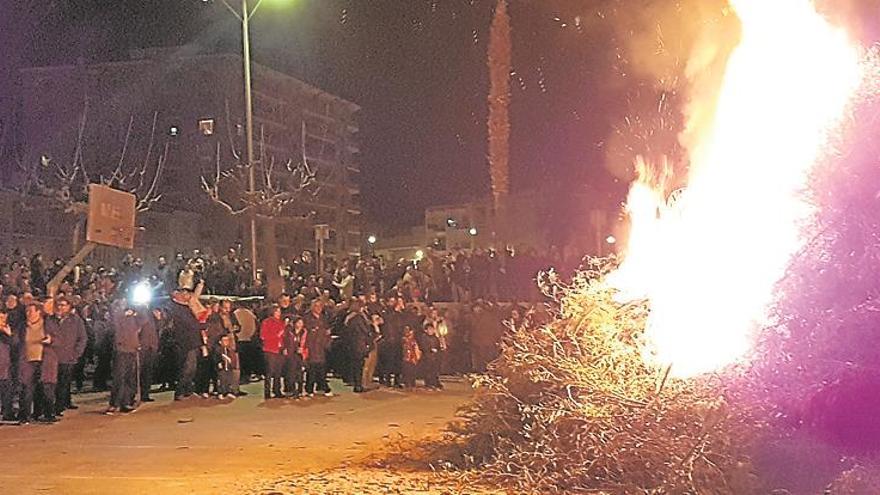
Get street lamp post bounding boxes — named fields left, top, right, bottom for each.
left=242, top=0, right=258, bottom=283
left=221, top=0, right=263, bottom=282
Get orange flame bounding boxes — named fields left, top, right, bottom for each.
left=610, top=0, right=864, bottom=378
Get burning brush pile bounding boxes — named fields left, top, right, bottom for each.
left=433, top=1, right=880, bottom=493
left=443, top=263, right=755, bottom=494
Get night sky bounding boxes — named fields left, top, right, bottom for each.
left=2, top=0, right=877, bottom=230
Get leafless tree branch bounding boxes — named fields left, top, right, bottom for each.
left=16, top=103, right=166, bottom=215
left=201, top=120, right=317, bottom=220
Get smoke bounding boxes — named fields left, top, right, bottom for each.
left=817, top=0, right=880, bottom=43
left=602, top=0, right=738, bottom=182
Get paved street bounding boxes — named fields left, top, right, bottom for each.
left=0, top=379, right=473, bottom=495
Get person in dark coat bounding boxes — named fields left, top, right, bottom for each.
left=401, top=326, right=421, bottom=388
left=469, top=301, right=505, bottom=373
left=0, top=309, right=14, bottom=421
left=214, top=334, right=239, bottom=399
left=91, top=308, right=113, bottom=391
left=138, top=309, right=160, bottom=402
left=196, top=302, right=224, bottom=396
left=168, top=288, right=201, bottom=400
left=303, top=300, right=332, bottom=396
left=106, top=301, right=140, bottom=414
left=29, top=254, right=47, bottom=297
left=378, top=297, right=405, bottom=387
left=5, top=294, right=25, bottom=406
left=362, top=313, right=383, bottom=390
left=52, top=297, right=87, bottom=411
left=283, top=317, right=307, bottom=398
left=345, top=301, right=371, bottom=393
left=154, top=307, right=177, bottom=390
left=74, top=302, right=96, bottom=393
left=418, top=321, right=443, bottom=390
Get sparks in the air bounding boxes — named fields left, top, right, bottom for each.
left=609, top=0, right=864, bottom=378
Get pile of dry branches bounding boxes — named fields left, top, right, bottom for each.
left=444, top=260, right=755, bottom=494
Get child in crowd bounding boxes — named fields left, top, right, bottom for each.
left=215, top=334, right=239, bottom=399
left=420, top=322, right=443, bottom=390
left=401, top=325, right=421, bottom=388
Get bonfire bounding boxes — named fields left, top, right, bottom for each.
left=441, top=1, right=880, bottom=493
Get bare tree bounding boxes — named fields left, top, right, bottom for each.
left=12, top=100, right=167, bottom=254
left=201, top=115, right=317, bottom=297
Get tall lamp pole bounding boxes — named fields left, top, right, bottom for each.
left=221, top=0, right=263, bottom=282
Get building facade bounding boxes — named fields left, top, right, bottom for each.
left=15, top=48, right=361, bottom=262
left=372, top=188, right=616, bottom=261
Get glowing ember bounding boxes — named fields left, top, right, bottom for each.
left=610, top=0, right=864, bottom=378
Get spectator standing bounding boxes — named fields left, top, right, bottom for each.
left=362, top=313, right=382, bottom=391
left=5, top=294, right=24, bottom=409
left=378, top=297, right=405, bottom=387
left=138, top=309, right=160, bottom=402
left=401, top=326, right=421, bottom=388
left=283, top=317, right=307, bottom=398
left=91, top=308, right=113, bottom=391
left=218, top=300, right=241, bottom=396
left=106, top=301, right=140, bottom=414
left=0, top=309, right=14, bottom=420
left=419, top=322, right=443, bottom=390
left=29, top=254, right=46, bottom=296
left=469, top=301, right=505, bottom=373
left=19, top=303, right=58, bottom=423
left=53, top=297, right=87, bottom=411
left=153, top=307, right=176, bottom=391
left=303, top=300, right=332, bottom=397
left=333, top=269, right=355, bottom=301
left=233, top=303, right=259, bottom=382
left=215, top=334, right=238, bottom=399
left=345, top=301, right=370, bottom=393
left=278, top=294, right=298, bottom=321
left=260, top=305, right=286, bottom=400
left=168, top=288, right=201, bottom=400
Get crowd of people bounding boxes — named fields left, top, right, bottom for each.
left=0, top=245, right=541, bottom=424
left=165, top=245, right=567, bottom=304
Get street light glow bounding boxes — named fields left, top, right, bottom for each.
left=367, top=235, right=377, bottom=245
left=468, top=227, right=478, bottom=236
left=131, top=282, right=153, bottom=306
left=606, top=235, right=617, bottom=245
left=415, top=250, right=425, bottom=260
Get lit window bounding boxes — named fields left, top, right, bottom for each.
left=198, top=119, right=215, bottom=136
left=169, top=125, right=180, bottom=137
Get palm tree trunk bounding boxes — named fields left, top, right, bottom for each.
left=488, top=0, right=512, bottom=222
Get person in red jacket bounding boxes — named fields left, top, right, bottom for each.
left=260, top=306, right=286, bottom=400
